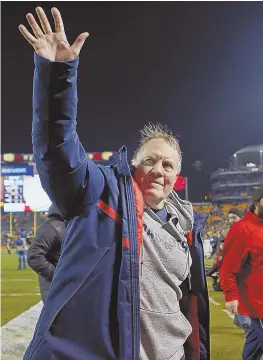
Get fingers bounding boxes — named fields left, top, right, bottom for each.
left=51, top=8, right=65, bottom=33
left=18, top=24, right=37, bottom=45
left=226, top=304, right=237, bottom=314
left=36, top=7, right=52, bottom=34
left=26, top=13, right=44, bottom=38
left=71, top=32, right=89, bottom=56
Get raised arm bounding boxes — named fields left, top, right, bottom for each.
left=19, top=7, right=105, bottom=218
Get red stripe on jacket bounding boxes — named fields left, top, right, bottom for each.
left=122, top=238, right=130, bottom=248
left=97, top=201, right=120, bottom=223
left=131, top=177, right=144, bottom=255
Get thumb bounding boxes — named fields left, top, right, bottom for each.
left=71, top=32, right=89, bottom=56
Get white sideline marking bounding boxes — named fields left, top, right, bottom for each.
left=209, top=297, right=220, bottom=306
left=1, top=293, right=40, bottom=297
left=222, top=309, right=235, bottom=320
left=209, top=297, right=235, bottom=320
left=1, top=301, right=43, bottom=360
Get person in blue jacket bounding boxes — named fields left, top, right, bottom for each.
left=16, top=236, right=27, bottom=270
left=19, top=7, right=210, bottom=360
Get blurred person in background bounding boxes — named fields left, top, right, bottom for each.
left=227, top=207, right=243, bottom=227
left=206, top=207, right=243, bottom=292
left=16, top=236, right=28, bottom=270
left=220, top=189, right=263, bottom=360
left=19, top=228, right=26, bottom=239
left=219, top=207, right=243, bottom=244
left=6, top=238, right=12, bottom=255
left=27, top=205, right=65, bottom=303
left=225, top=208, right=251, bottom=336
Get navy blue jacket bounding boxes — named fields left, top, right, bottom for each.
left=24, top=54, right=209, bottom=360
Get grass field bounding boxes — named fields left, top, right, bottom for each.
left=1, top=251, right=245, bottom=359
left=1, top=250, right=40, bottom=325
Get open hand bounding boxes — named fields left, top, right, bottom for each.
left=18, top=7, right=89, bottom=62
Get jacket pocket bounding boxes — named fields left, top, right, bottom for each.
left=140, top=309, right=192, bottom=360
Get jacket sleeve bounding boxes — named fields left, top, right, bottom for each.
left=27, top=225, right=57, bottom=281
left=220, top=224, right=248, bottom=302
left=32, top=54, right=105, bottom=218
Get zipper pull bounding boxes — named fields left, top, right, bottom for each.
left=188, top=274, right=192, bottom=291
left=141, top=260, right=143, bottom=276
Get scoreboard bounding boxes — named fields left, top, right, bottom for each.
left=1, top=164, right=51, bottom=212
left=4, top=175, right=25, bottom=212
left=1, top=152, right=114, bottom=212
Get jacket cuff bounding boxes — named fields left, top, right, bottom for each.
left=225, top=292, right=238, bottom=302
left=34, top=53, right=79, bottom=71
left=46, top=265, right=56, bottom=282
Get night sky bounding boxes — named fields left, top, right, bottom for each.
left=2, top=2, right=263, bottom=201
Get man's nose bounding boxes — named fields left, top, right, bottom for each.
left=151, top=160, right=163, bottom=175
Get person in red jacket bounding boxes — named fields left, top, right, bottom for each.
left=220, top=188, right=263, bottom=360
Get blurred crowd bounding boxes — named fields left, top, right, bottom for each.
left=1, top=211, right=48, bottom=245
left=192, top=203, right=249, bottom=252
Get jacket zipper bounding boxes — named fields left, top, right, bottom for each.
left=124, top=176, right=140, bottom=360
left=140, top=235, right=144, bottom=277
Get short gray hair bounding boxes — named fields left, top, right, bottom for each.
left=132, top=123, right=182, bottom=173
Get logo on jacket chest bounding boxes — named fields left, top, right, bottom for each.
left=143, top=222, right=188, bottom=253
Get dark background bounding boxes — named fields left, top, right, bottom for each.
left=2, top=1, right=263, bottom=201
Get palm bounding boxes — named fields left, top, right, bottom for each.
left=19, top=7, right=89, bottom=62
left=34, top=32, right=74, bottom=62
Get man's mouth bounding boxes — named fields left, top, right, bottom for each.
left=151, top=181, right=163, bottom=186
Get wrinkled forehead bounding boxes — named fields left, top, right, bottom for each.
left=136, top=138, right=179, bottom=164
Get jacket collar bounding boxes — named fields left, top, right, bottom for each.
left=109, top=146, right=131, bottom=176
left=244, top=210, right=263, bottom=224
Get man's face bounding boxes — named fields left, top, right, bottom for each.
left=255, top=199, right=263, bottom=219
left=133, top=138, right=179, bottom=208
left=228, top=213, right=241, bottom=226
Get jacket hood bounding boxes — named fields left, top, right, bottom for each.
left=166, top=190, right=194, bottom=234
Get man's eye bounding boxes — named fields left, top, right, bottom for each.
left=144, top=158, right=155, bottom=165
left=163, top=162, right=173, bottom=169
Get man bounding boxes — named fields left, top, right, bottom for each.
left=27, top=205, right=65, bottom=303
left=19, top=7, right=210, bottom=360
left=220, top=189, right=263, bottom=360
left=16, top=236, right=27, bottom=270
left=6, top=237, right=11, bottom=255
left=215, top=207, right=243, bottom=266
left=227, top=207, right=243, bottom=227
left=206, top=207, right=243, bottom=291
left=223, top=208, right=251, bottom=334
left=218, top=207, right=243, bottom=246
left=19, top=229, right=27, bottom=239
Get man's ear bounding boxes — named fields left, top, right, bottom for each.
left=130, top=165, right=136, bottom=176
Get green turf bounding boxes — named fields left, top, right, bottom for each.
left=1, top=250, right=40, bottom=326
left=207, top=278, right=245, bottom=360
left=1, top=250, right=247, bottom=359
